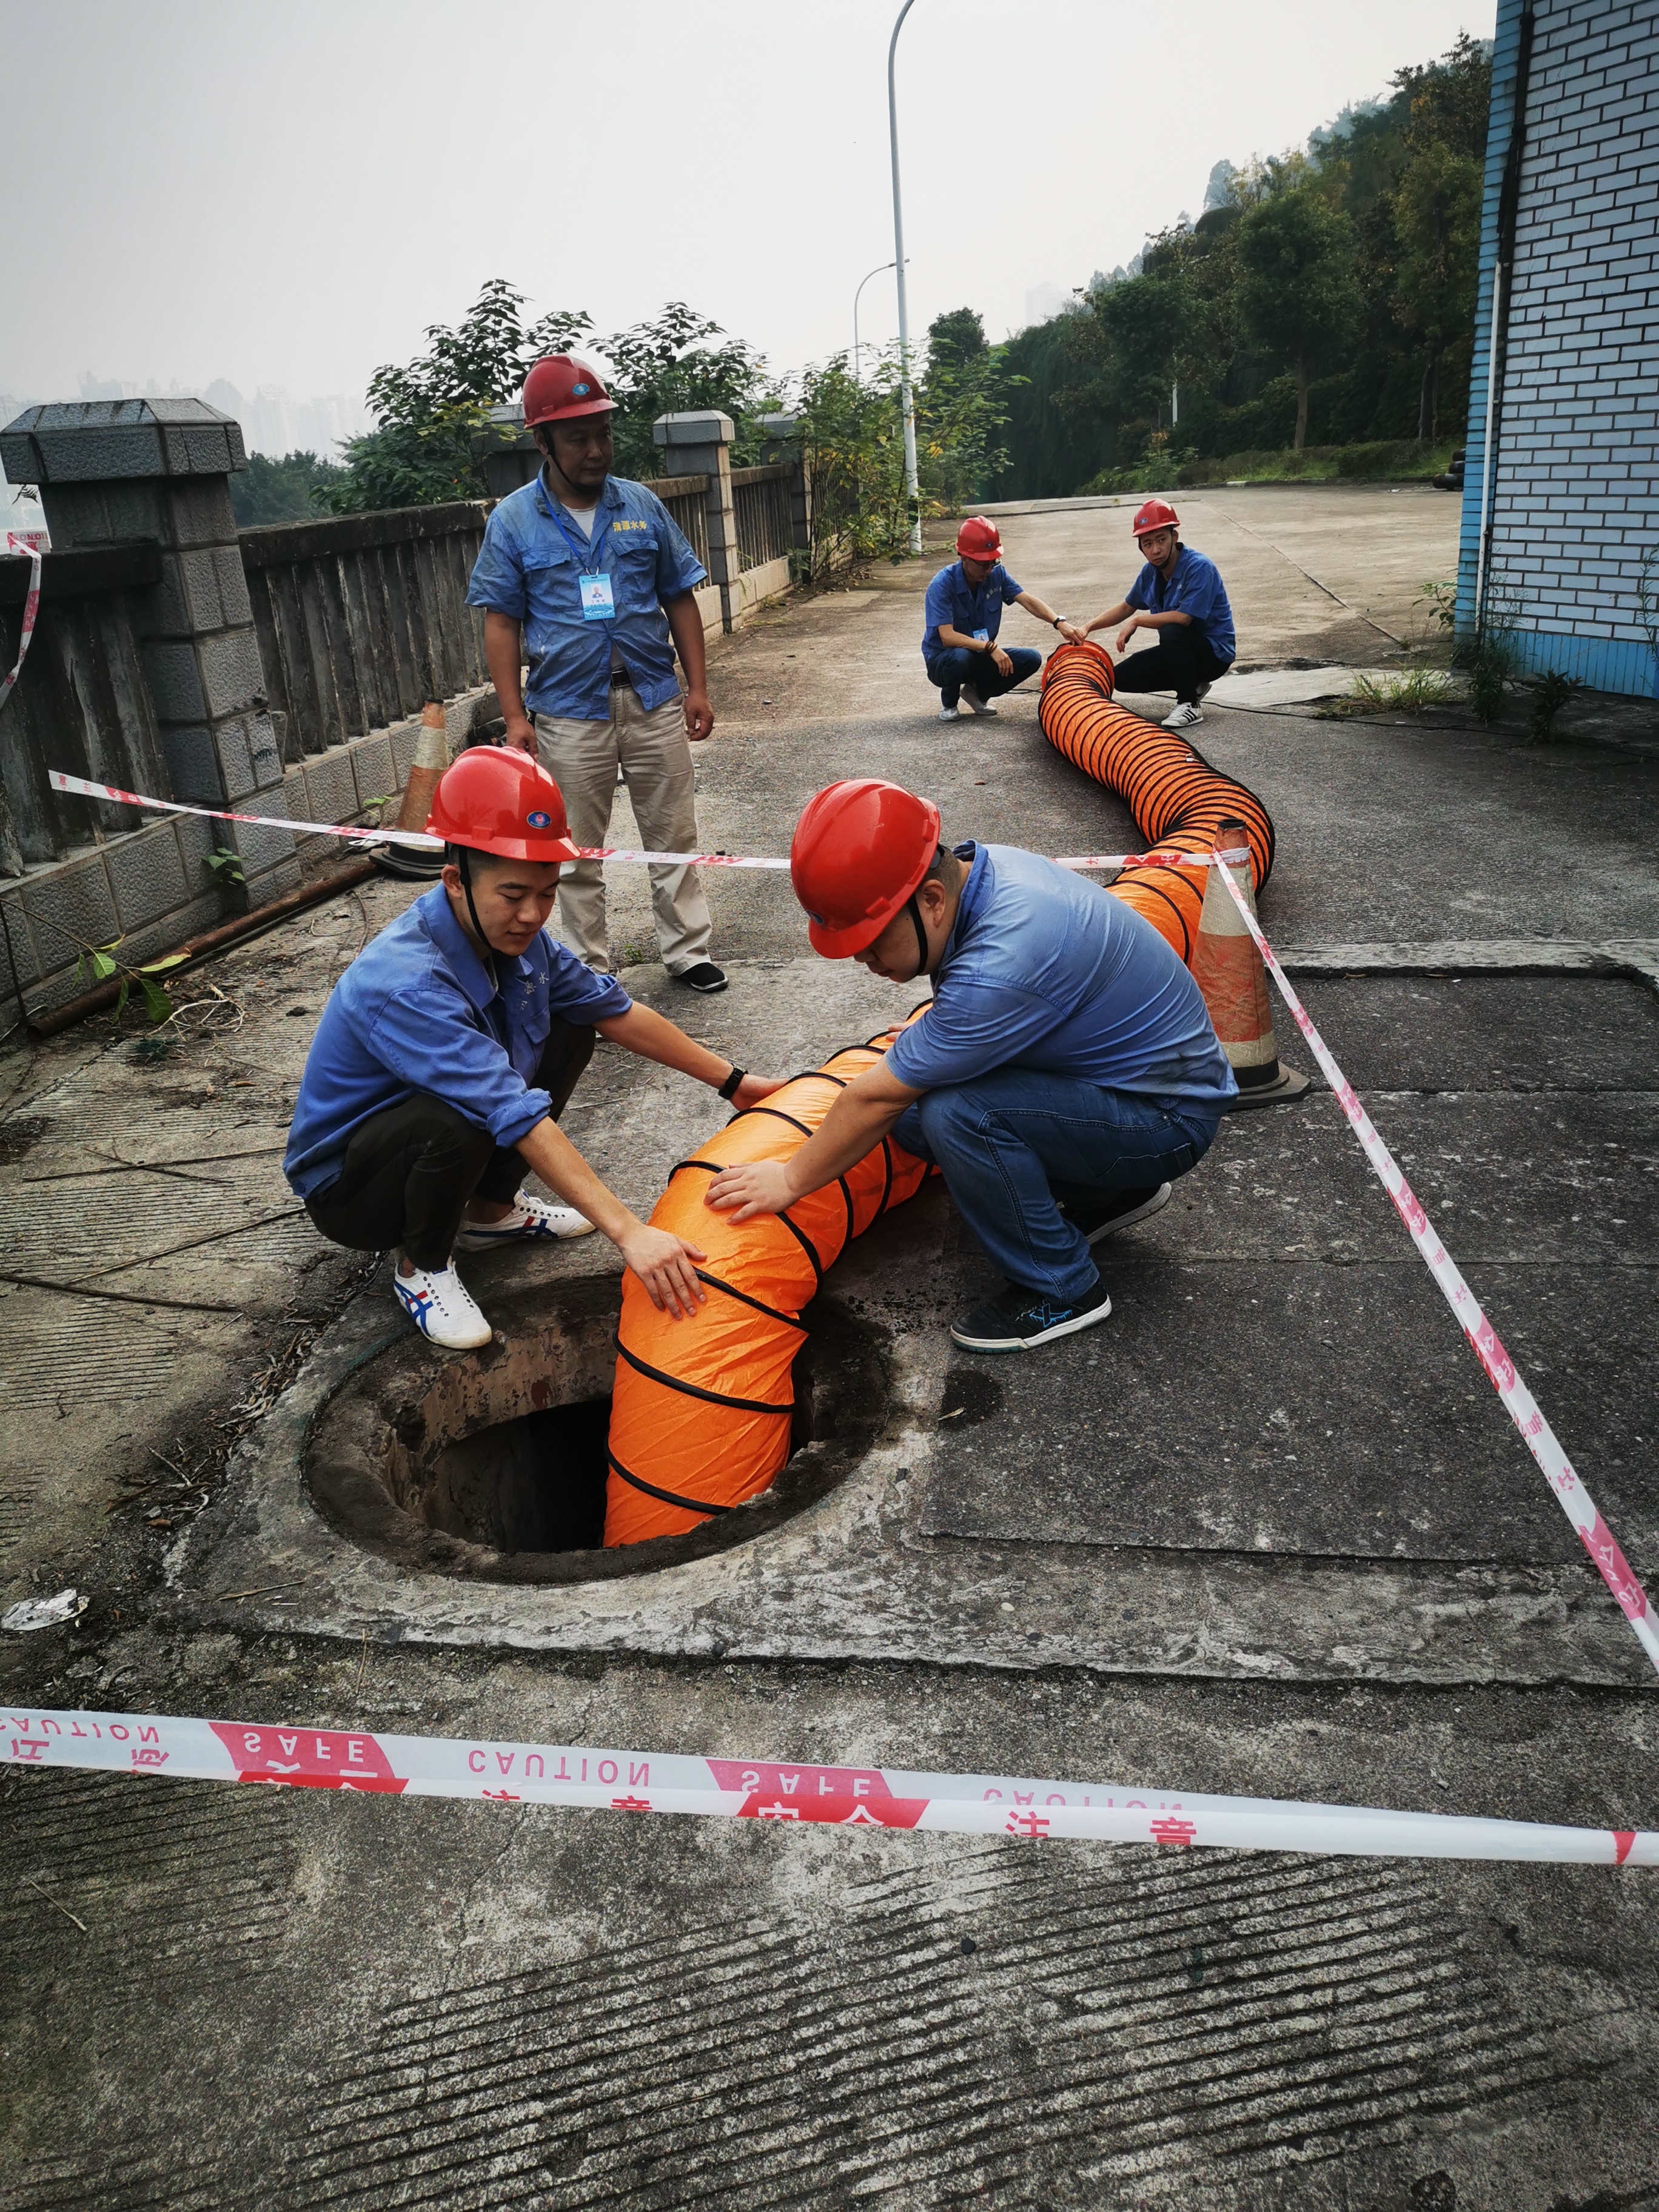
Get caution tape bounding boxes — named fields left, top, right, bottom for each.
left=2, top=1704, right=1652, bottom=1863
left=47, top=769, right=1245, bottom=876
left=2, top=532, right=43, bottom=708
left=1208, top=850, right=1659, bottom=1677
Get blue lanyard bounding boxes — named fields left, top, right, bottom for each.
left=540, top=473, right=607, bottom=572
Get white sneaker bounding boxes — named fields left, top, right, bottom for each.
left=453, top=1190, right=597, bottom=1251
left=939, top=702, right=960, bottom=720
left=959, top=686, right=1000, bottom=717
left=393, top=1260, right=494, bottom=1349
left=1162, top=701, right=1204, bottom=729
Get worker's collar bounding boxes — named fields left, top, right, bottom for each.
left=424, top=883, right=525, bottom=1011
left=933, top=841, right=984, bottom=974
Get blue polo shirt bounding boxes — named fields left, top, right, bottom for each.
left=1125, top=543, right=1236, bottom=664
left=922, top=559, right=1025, bottom=665
left=886, top=843, right=1236, bottom=1111
left=284, top=885, right=631, bottom=1201
left=466, top=469, right=708, bottom=721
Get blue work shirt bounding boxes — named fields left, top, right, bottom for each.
left=1125, top=543, right=1236, bottom=665
left=466, top=469, right=708, bottom=721
left=922, top=559, right=1025, bottom=665
left=886, top=843, right=1237, bottom=1110
left=284, top=885, right=631, bottom=1201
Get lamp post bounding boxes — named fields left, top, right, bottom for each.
left=853, top=260, right=897, bottom=383
left=888, top=0, right=922, bottom=554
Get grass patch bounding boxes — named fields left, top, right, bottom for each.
left=1323, top=668, right=1458, bottom=718
left=1175, top=441, right=1459, bottom=489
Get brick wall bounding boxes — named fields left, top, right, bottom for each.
left=1456, top=0, right=1659, bottom=697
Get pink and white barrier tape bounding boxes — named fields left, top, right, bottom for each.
left=46, top=769, right=1245, bottom=876
left=2, top=533, right=43, bottom=708
left=3, top=1705, right=1651, bottom=1864
left=1208, top=850, right=1659, bottom=1677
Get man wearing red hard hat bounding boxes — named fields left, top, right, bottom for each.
left=465, top=353, right=729, bottom=995
left=1074, top=498, right=1236, bottom=730
left=922, top=515, right=1084, bottom=720
left=706, top=779, right=1235, bottom=1353
left=284, top=747, right=781, bottom=1350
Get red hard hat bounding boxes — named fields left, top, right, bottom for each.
left=790, top=780, right=943, bottom=959
left=426, top=746, right=580, bottom=863
left=955, top=515, right=1003, bottom=564
left=522, top=353, right=617, bottom=427
left=1131, top=498, right=1179, bottom=540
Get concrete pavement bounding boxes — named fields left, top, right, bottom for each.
left=2, top=488, right=1657, bottom=2211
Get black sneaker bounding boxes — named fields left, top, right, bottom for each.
left=1055, top=1181, right=1171, bottom=1244
left=675, top=962, right=728, bottom=994
left=950, top=1273, right=1111, bottom=1353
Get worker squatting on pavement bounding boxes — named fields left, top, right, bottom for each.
left=708, top=779, right=1238, bottom=1353
left=1077, top=498, right=1237, bottom=731
left=282, top=747, right=783, bottom=1352
left=923, top=515, right=1087, bottom=721
left=466, top=352, right=731, bottom=996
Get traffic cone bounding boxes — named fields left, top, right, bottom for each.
left=1191, top=822, right=1310, bottom=1111
left=395, top=702, right=450, bottom=833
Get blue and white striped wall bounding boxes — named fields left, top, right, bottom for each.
left=1455, top=0, right=1659, bottom=699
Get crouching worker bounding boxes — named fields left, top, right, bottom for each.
left=923, top=516, right=1076, bottom=722
left=283, top=746, right=781, bottom=1350
left=706, top=780, right=1236, bottom=1353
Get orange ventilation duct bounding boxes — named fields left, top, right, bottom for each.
left=1037, top=642, right=1273, bottom=961
left=604, top=1019, right=931, bottom=1546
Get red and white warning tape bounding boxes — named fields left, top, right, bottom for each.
left=46, top=769, right=1245, bottom=876
left=2, top=532, right=44, bottom=708
left=1208, top=851, right=1659, bottom=1677
left=2, top=1705, right=1651, bottom=1863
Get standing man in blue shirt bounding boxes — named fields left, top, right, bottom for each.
left=285, top=746, right=781, bottom=1350
left=922, top=515, right=1079, bottom=722
left=466, top=353, right=728, bottom=996
left=1078, top=498, right=1237, bottom=730
left=706, top=779, right=1235, bottom=1354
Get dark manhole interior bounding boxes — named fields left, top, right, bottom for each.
left=305, top=1275, right=891, bottom=1584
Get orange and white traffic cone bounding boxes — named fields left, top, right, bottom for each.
left=1190, top=822, right=1310, bottom=1110
left=396, top=702, right=450, bottom=833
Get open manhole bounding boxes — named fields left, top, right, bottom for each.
left=304, top=1276, right=891, bottom=1583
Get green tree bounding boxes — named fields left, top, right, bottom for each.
left=229, top=449, right=349, bottom=526
left=925, top=307, right=988, bottom=377
left=323, top=279, right=589, bottom=512
left=598, top=302, right=775, bottom=478
left=1392, top=139, right=1483, bottom=439
left=918, top=308, right=1010, bottom=508
left=1236, top=185, right=1359, bottom=452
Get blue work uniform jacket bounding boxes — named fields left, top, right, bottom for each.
left=466, top=469, right=708, bottom=722
left=921, top=559, right=1025, bottom=668
left=284, top=885, right=631, bottom=1201
left=1125, top=544, right=1236, bottom=665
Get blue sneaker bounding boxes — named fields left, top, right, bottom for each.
left=950, top=1272, right=1111, bottom=1353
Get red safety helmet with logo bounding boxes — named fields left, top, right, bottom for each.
left=790, top=779, right=943, bottom=960
left=955, top=515, right=1004, bottom=565
left=522, top=353, right=618, bottom=427
left=427, top=745, right=580, bottom=864
left=1131, top=498, right=1180, bottom=541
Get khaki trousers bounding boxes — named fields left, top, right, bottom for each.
left=534, top=686, right=713, bottom=976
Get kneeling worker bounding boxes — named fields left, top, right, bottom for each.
left=706, top=779, right=1236, bottom=1353
left=1076, top=498, right=1235, bottom=731
left=923, top=516, right=1077, bottom=722
left=284, top=746, right=780, bottom=1351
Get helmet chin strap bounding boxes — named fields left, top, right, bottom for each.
left=905, top=893, right=930, bottom=977
left=457, top=845, right=491, bottom=957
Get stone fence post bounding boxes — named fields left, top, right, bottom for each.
left=757, top=414, right=813, bottom=568
left=0, top=399, right=297, bottom=909
left=652, top=411, right=739, bottom=632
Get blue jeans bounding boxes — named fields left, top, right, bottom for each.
left=894, top=1070, right=1219, bottom=1302
left=927, top=645, right=1042, bottom=708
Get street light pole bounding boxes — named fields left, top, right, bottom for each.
left=888, top=0, right=922, bottom=554
left=853, top=260, right=897, bottom=383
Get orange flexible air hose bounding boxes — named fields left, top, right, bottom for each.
left=603, top=1019, right=931, bottom=1546
left=1038, top=641, right=1274, bottom=960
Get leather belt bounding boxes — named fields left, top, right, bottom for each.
left=608, top=668, right=635, bottom=690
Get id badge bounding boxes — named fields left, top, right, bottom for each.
left=973, top=627, right=990, bottom=643
left=578, top=572, right=617, bottom=621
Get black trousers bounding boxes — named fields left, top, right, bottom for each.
left=1112, top=629, right=1231, bottom=706
left=305, top=1019, right=595, bottom=1271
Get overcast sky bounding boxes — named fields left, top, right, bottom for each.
left=3, top=0, right=1493, bottom=427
